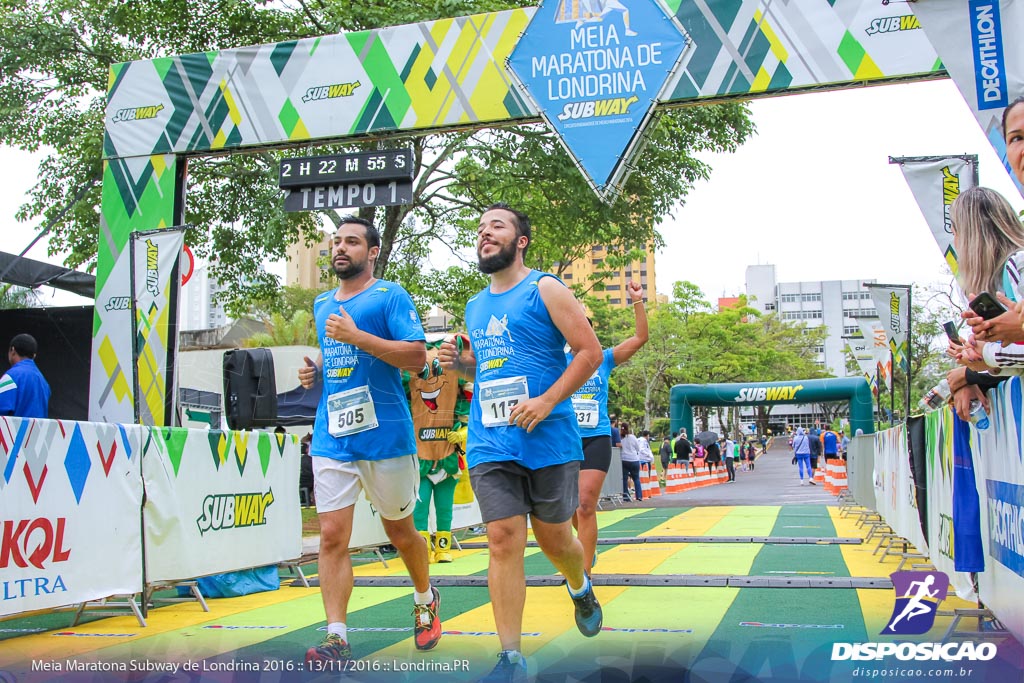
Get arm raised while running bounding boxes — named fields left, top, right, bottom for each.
left=508, top=276, right=602, bottom=433
left=612, top=281, right=649, bottom=365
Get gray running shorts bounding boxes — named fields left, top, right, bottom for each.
left=469, top=459, right=580, bottom=524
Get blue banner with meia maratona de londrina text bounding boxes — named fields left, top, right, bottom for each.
left=507, top=0, right=690, bottom=197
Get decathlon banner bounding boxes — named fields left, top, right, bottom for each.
left=866, top=284, right=910, bottom=373
left=873, top=424, right=929, bottom=553
left=892, top=155, right=978, bottom=276
left=130, top=228, right=185, bottom=427
left=0, top=418, right=144, bottom=617
left=924, top=409, right=978, bottom=600
left=972, top=377, right=1024, bottom=641
left=142, top=428, right=301, bottom=582
left=856, top=317, right=893, bottom=394
left=912, top=0, right=1024, bottom=194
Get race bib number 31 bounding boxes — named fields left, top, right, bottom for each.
left=327, top=386, right=378, bottom=437
left=478, top=376, right=530, bottom=428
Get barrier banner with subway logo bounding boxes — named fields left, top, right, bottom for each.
left=142, top=427, right=300, bottom=582
left=924, top=409, right=978, bottom=600
left=912, top=0, right=1024, bottom=194
left=894, top=155, right=978, bottom=276
left=0, top=417, right=144, bottom=617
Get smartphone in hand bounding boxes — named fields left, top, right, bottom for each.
left=968, top=292, right=1007, bottom=321
left=942, top=321, right=961, bottom=344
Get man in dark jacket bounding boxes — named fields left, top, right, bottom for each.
left=807, top=429, right=822, bottom=485
left=673, top=429, right=692, bottom=472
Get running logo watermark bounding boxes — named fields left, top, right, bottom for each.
left=882, top=570, right=948, bottom=635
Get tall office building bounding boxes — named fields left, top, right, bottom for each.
left=284, top=234, right=333, bottom=290
left=559, top=243, right=658, bottom=307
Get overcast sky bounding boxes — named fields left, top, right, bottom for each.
left=1, top=78, right=1022, bottom=308
left=655, top=79, right=1024, bottom=302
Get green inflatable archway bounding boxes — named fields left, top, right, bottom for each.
left=670, top=378, right=875, bottom=437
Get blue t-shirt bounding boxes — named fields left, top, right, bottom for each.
left=822, top=431, right=838, bottom=455
left=567, top=347, right=616, bottom=438
left=0, top=359, right=50, bottom=418
left=465, top=270, right=584, bottom=470
left=310, top=281, right=425, bottom=462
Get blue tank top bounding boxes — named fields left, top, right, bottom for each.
left=566, top=347, right=615, bottom=438
left=310, top=280, right=424, bottom=461
left=465, top=270, right=583, bottom=470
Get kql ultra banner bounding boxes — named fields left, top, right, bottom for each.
left=0, top=418, right=144, bottom=617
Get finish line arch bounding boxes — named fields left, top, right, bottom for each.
left=670, top=378, right=874, bottom=438
left=93, top=2, right=949, bottom=423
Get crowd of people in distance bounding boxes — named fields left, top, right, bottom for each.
left=943, top=98, right=1024, bottom=422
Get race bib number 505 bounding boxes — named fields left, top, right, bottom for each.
left=327, top=386, right=378, bottom=437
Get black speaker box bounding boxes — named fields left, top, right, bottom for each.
left=223, top=348, right=278, bottom=430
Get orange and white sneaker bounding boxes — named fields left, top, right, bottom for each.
left=413, top=586, right=442, bottom=650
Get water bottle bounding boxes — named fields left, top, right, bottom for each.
left=920, top=379, right=951, bottom=411
left=969, top=399, right=990, bottom=430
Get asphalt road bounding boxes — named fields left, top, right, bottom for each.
left=621, top=441, right=838, bottom=507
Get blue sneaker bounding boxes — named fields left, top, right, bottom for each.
left=568, top=580, right=603, bottom=637
left=480, top=651, right=527, bottom=683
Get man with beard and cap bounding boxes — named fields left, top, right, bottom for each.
left=298, top=216, right=441, bottom=665
left=439, top=203, right=604, bottom=683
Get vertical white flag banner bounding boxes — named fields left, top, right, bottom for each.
left=846, top=339, right=879, bottom=395
left=911, top=0, right=1024, bottom=194
left=857, top=317, right=894, bottom=394
left=130, top=228, right=185, bottom=426
left=893, top=155, right=978, bottom=276
left=866, top=285, right=910, bottom=374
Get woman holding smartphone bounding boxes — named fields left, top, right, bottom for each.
left=947, top=186, right=1024, bottom=416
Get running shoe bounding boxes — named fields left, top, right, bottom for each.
left=413, top=586, right=442, bottom=650
left=568, top=581, right=603, bottom=637
left=305, top=633, right=352, bottom=665
left=808, top=479, right=817, bottom=486
left=480, top=651, right=528, bottom=683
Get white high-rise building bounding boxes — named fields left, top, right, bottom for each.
left=735, top=264, right=877, bottom=431
left=745, top=264, right=876, bottom=377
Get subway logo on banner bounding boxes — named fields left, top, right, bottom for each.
left=734, top=385, right=803, bottom=402
left=864, top=15, right=921, bottom=36
left=302, top=81, right=361, bottom=103
left=941, top=166, right=961, bottom=235
left=969, top=1, right=1007, bottom=110
left=196, top=489, right=275, bottom=536
left=557, top=95, right=639, bottom=121
left=111, top=104, right=164, bottom=123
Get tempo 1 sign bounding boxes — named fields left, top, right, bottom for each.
left=283, top=180, right=414, bottom=212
